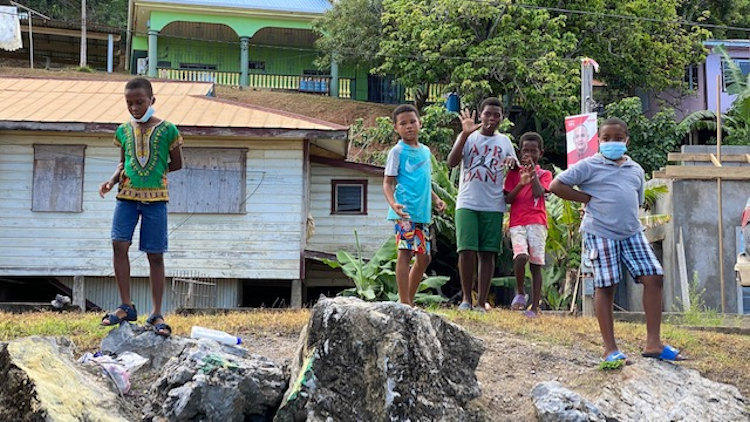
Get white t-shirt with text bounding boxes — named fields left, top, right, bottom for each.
left=456, top=131, right=517, bottom=212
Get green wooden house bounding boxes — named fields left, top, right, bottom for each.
left=127, top=0, right=371, bottom=100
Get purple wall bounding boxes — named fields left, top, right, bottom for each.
left=705, top=47, right=750, bottom=114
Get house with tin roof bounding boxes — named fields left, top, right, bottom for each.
left=0, top=76, right=391, bottom=311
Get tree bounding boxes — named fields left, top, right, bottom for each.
left=312, top=0, right=384, bottom=70
left=679, top=0, right=750, bottom=39
left=601, top=97, right=682, bottom=177
left=16, top=0, right=128, bottom=29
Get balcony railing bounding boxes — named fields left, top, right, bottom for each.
left=157, top=68, right=354, bottom=99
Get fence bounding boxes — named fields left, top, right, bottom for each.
left=170, top=271, right=218, bottom=310
left=157, top=68, right=354, bottom=98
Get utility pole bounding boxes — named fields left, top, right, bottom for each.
left=80, top=0, right=87, bottom=67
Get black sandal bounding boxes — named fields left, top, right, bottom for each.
left=101, top=303, right=137, bottom=326
left=146, top=314, right=172, bottom=337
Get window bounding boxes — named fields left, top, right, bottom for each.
left=179, top=63, right=217, bottom=70
left=684, top=64, right=699, bottom=91
left=302, top=69, right=328, bottom=76
left=32, top=145, right=85, bottom=212
left=168, top=148, right=247, bottom=214
left=722, top=59, right=750, bottom=91
left=331, top=180, right=367, bottom=215
left=248, top=61, right=265, bottom=70
left=157, top=60, right=171, bottom=68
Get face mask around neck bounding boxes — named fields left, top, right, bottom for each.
left=133, top=106, right=155, bottom=123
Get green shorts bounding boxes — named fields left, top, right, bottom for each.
left=455, top=209, right=503, bottom=252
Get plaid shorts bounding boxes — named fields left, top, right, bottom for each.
left=394, top=221, right=430, bottom=255
left=583, top=232, right=663, bottom=288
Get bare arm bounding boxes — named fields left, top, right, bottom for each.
left=168, top=144, right=183, bottom=172
left=447, top=109, right=480, bottom=168
left=431, top=191, right=446, bottom=213
left=549, top=179, right=591, bottom=204
left=383, top=176, right=409, bottom=219
left=529, top=170, right=544, bottom=198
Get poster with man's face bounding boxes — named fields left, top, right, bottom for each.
left=565, top=113, right=598, bottom=168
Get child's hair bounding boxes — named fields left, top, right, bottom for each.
left=519, top=132, right=544, bottom=150
left=392, top=104, right=419, bottom=121
left=600, top=117, right=629, bottom=136
left=479, top=97, right=503, bottom=114
left=125, top=77, right=153, bottom=97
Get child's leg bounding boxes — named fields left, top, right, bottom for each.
left=513, top=254, right=529, bottom=295
left=396, top=250, right=414, bottom=305
left=458, top=250, right=477, bottom=305
left=112, top=240, right=133, bottom=306
left=147, top=253, right=165, bottom=315
left=476, top=252, right=495, bottom=309
left=594, top=285, right=618, bottom=356
left=527, top=225, right=548, bottom=314
left=640, top=275, right=664, bottom=353
left=529, top=264, right=543, bottom=313
left=409, top=253, right=432, bottom=306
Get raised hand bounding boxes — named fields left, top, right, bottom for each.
left=459, top=109, right=481, bottom=134
left=392, top=203, right=410, bottom=220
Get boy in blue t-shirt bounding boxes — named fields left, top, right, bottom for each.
left=550, top=117, right=685, bottom=363
left=383, top=104, right=446, bottom=306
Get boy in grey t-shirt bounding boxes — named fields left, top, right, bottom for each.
left=550, top=117, right=685, bottom=364
left=447, top=97, right=517, bottom=311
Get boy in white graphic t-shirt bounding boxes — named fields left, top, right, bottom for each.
left=447, top=97, right=518, bottom=311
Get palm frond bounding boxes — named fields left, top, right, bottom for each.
left=677, top=110, right=719, bottom=134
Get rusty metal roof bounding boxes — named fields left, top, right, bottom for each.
left=0, top=77, right=346, bottom=132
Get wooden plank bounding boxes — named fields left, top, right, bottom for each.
left=667, top=153, right=750, bottom=163
left=652, top=170, right=667, bottom=179
left=709, top=154, right=722, bottom=167
left=32, top=145, right=85, bottom=212
left=663, top=166, right=750, bottom=180
left=677, top=228, right=691, bottom=310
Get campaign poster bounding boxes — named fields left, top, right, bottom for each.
left=565, top=113, right=598, bottom=168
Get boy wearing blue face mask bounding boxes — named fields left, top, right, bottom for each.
left=98, top=77, right=184, bottom=337
left=550, top=117, right=685, bottom=364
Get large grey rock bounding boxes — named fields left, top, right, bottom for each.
left=594, top=359, right=748, bottom=421
left=142, top=338, right=288, bottom=422
left=101, top=322, right=190, bottom=369
left=274, top=297, right=484, bottom=422
left=0, top=336, right=131, bottom=421
left=532, top=381, right=605, bottom=422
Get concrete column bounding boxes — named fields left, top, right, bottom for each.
left=107, top=34, right=114, bottom=73
left=72, top=275, right=85, bottom=311
left=240, top=36, right=249, bottom=87
left=147, top=29, right=158, bottom=77
left=330, top=58, right=339, bottom=98
left=291, top=279, right=302, bottom=308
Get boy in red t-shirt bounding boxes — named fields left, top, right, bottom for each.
left=503, top=132, right=553, bottom=316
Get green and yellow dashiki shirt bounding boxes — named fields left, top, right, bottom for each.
left=114, top=120, right=183, bottom=202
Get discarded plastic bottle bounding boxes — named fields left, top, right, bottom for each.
left=190, top=326, right=242, bottom=345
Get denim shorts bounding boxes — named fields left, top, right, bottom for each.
left=111, top=199, right=168, bottom=253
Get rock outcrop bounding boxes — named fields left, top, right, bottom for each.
left=0, top=336, right=131, bottom=421
left=533, top=359, right=749, bottom=422
left=274, top=297, right=485, bottom=422
left=142, top=337, right=288, bottom=422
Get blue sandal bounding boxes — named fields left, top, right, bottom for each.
left=101, top=303, right=137, bottom=326
left=146, top=314, right=172, bottom=337
left=604, top=350, right=628, bottom=362
left=642, top=344, right=686, bottom=361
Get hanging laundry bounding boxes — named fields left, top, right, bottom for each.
left=0, top=6, right=22, bottom=52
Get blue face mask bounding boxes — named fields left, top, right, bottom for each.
left=600, top=141, right=627, bottom=160
left=133, top=106, right=155, bottom=123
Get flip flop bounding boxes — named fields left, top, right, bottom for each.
left=641, top=344, right=687, bottom=361
left=604, top=350, right=628, bottom=362
left=522, top=310, right=538, bottom=318
left=457, top=302, right=472, bottom=311
left=510, top=294, right=527, bottom=310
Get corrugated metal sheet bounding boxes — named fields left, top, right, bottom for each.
left=0, top=77, right=344, bottom=130
left=60, top=276, right=240, bottom=313
left=140, top=0, right=332, bottom=14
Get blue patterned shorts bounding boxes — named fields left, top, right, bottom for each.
left=584, top=232, right=663, bottom=288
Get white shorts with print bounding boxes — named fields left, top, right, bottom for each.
left=509, top=224, right=547, bottom=265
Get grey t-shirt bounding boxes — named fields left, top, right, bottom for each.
left=555, top=154, right=645, bottom=240
left=456, top=131, right=517, bottom=212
